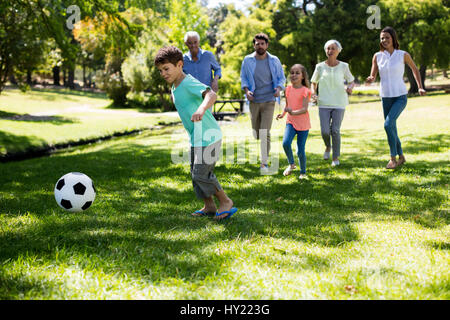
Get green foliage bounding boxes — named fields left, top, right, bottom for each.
left=166, top=0, right=210, bottom=51
left=381, top=0, right=450, bottom=68
left=121, top=1, right=210, bottom=109
left=122, top=12, right=173, bottom=110
left=1, top=0, right=448, bottom=101
left=218, top=5, right=275, bottom=97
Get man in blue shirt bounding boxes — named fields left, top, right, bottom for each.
left=240, top=33, right=286, bottom=174
left=183, top=31, right=222, bottom=93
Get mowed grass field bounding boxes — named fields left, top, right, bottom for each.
left=0, top=88, right=179, bottom=156
left=0, top=89, right=449, bottom=299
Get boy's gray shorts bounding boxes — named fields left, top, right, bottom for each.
left=190, top=140, right=222, bottom=199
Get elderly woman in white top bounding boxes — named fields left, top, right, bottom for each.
left=367, top=26, right=426, bottom=169
left=311, top=40, right=355, bottom=167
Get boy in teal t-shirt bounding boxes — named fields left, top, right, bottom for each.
left=154, top=45, right=237, bottom=220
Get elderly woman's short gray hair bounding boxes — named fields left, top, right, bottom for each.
left=324, top=39, right=343, bottom=53
left=184, top=31, right=200, bottom=43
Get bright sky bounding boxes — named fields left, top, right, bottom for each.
left=205, top=0, right=247, bottom=9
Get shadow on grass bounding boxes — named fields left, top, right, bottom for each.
left=0, top=111, right=77, bottom=124
left=28, top=87, right=108, bottom=100
left=0, top=132, right=448, bottom=297
left=0, top=271, right=58, bottom=299
left=0, top=131, right=48, bottom=155
left=361, top=133, right=450, bottom=156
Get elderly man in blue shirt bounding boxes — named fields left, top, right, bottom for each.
left=183, top=31, right=222, bottom=93
left=240, top=33, right=286, bottom=174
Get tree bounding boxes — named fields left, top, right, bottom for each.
left=121, top=0, right=210, bottom=109
left=381, top=0, right=450, bottom=92
left=0, top=1, right=46, bottom=92
left=218, top=2, right=275, bottom=97
left=166, top=0, right=210, bottom=51
left=74, top=8, right=144, bottom=104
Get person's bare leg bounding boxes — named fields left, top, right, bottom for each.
left=214, top=190, right=234, bottom=220
left=192, top=196, right=217, bottom=216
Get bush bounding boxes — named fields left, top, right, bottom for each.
left=99, top=54, right=130, bottom=106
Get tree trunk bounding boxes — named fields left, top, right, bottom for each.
left=406, top=64, right=418, bottom=94
left=406, top=64, right=427, bottom=94
left=63, top=69, right=67, bottom=87
left=82, top=64, right=87, bottom=88
left=9, top=73, right=17, bottom=85
left=68, top=67, right=75, bottom=89
left=419, top=65, right=427, bottom=90
left=443, top=70, right=448, bottom=78
left=53, top=66, right=60, bottom=86
left=26, top=70, right=32, bottom=85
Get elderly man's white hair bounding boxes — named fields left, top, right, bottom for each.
left=324, top=39, right=343, bottom=52
left=184, top=31, right=200, bottom=43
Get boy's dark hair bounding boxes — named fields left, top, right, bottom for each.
left=253, top=33, right=269, bottom=44
left=380, top=26, right=400, bottom=51
left=154, top=46, right=183, bottom=66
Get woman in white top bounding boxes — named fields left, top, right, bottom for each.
left=367, top=26, right=426, bottom=169
left=311, top=40, right=355, bottom=167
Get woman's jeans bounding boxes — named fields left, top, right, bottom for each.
left=282, top=124, right=309, bottom=174
left=382, top=95, right=407, bottom=157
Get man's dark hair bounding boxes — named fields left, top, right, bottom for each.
left=253, top=33, right=269, bottom=44
left=154, top=46, right=183, bottom=66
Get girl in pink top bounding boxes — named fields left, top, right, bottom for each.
left=276, top=64, right=311, bottom=179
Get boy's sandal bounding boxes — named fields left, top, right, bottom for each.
left=192, top=210, right=216, bottom=217
left=215, top=207, right=238, bottom=220
left=283, top=166, right=296, bottom=176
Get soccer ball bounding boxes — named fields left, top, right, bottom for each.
left=54, top=172, right=96, bottom=212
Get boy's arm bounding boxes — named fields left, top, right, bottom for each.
left=191, top=88, right=217, bottom=122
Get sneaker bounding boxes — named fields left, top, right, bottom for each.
left=260, top=164, right=270, bottom=175
left=385, top=159, right=397, bottom=169
left=323, top=151, right=330, bottom=160
left=299, top=174, right=308, bottom=180
left=331, top=160, right=340, bottom=167
left=283, top=165, right=296, bottom=176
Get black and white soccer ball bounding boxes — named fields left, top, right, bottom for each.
left=54, top=172, right=96, bottom=212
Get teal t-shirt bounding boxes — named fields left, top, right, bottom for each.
left=172, top=74, right=222, bottom=147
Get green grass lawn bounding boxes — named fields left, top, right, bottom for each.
left=0, top=88, right=180, bottom=156
left=0, top=90, right=449, bottom=299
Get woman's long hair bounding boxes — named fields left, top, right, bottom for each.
left=380, top=26, right=400, bottom=51
left=290, top=64, right=311, bottom=88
